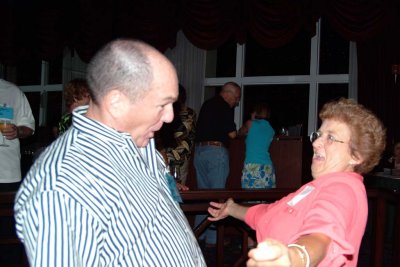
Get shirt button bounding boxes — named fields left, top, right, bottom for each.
left=288, top=208, right=294, bottom=213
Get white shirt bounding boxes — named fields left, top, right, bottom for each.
left=0, top=79, right=35, bottom=183
left=15, top=106, right=205, bottom=266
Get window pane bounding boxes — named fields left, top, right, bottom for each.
left=24, top=92, right=41, bottom=128
left=20, top=91, right=40, bottom=177
left=16, top=60, right=41, bottom=85
left=21, top=91, right=61, bottom=172
left=47, top=91, right=63, bottom=129
left=317, top=83, right=348, bottom=127
left=23, top=91, right=62, bottom=144
left=203, top=85, right=221, bottom=102
left=244, top=32, right=311, bottom=76
left=319, top=19, right=349, bottom=74
left=24, top=91, right=62, bottom=130
left=243, top=85, right=309, bottom=136
left=48, top=56, right=63, bottom=84
left=205, top=40, right=236, bottom=78
left=318, top=83, right=348, bottom=111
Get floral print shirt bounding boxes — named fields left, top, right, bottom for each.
left=166, top=106, right=196, bottom=167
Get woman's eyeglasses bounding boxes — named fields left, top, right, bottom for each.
left=309, top=131, right=345, bottom=144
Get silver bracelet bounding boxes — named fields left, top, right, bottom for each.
left=288, top=243, right=310, bottom=267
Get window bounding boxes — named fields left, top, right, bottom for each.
left=1, top=56, right=64, bottom=150
left=319, top=20, right=349, bottom=75
left=204, top=18, right=352, bottom=136
left=15, top=59, right=42, bottom=85
left=245, top=32, right=311, bottom=76
left=205, top=38, right=237, bottom=78
left=317, top=83, right=349, bottom=126
left=1, top=58, right=64, bottom=128
left=243, top=85, right=309, bottom=135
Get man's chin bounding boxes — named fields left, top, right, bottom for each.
left=134, top=133, right=155, bottom=147
left=135, top=139, right=150, bottom=148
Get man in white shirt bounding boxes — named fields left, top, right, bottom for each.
left=0, top=79, right=35, bottom=191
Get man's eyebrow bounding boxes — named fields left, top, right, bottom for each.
left=162, top=96, right=177, bottom=102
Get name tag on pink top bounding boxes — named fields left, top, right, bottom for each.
left=287, top=185, right=314, bottom=206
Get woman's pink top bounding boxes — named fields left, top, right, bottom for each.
left=245, top=172, right=367, bottom=267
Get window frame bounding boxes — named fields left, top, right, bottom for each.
left=203, top=20, right=354, bottom=135
left=19, top=61, right=63, bottom=126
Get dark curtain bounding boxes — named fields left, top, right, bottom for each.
left=358, top=27, right=400, bottom=147
left=0, top=0, right=399, bottom=141
left=320, top=0, right=400, bottom=146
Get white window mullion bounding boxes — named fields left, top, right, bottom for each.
left=348, top=42, right=358, bottom=100
left=39, top=61, right=50, bottom=125
left=39, top=91, right=48, bottom=126
left=236, top=43, right=245, bottom=78
left=308, top=20, right=321, bottom=134
left=41, top=61, right=48, bottom=85
left=235, top=44, right=245, bottom=126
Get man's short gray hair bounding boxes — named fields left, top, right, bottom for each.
left=86, top=39, right=153, bottom=104
left=221, top=81, right=240, bottom=93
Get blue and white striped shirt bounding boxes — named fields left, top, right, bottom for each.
left=14, top=106, right=205, bottom=266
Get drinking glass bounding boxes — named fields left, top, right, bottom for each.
left=170, top=164, right=182, bottom=184
left=0, top=119, right=11, bottom=147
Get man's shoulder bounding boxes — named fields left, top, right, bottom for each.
left=0, top=79, right=20, bottom=88
left=21, top=138, right=102, bottom=201
left=0, top=79, right=21, bottom=94
left=201, top=95, right=227, bottom=110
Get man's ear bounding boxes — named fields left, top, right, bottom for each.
left=104, top=89, right=129, bottom=118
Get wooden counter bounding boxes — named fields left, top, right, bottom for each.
left=226, top=136, right=304, bottom=189
left=187, top=136, right=307, bottom=190
left=365, top=172, right=400, bottom=192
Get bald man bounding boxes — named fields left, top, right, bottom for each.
left=15, top=39, right=205, bottom=266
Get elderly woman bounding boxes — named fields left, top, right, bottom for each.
left=56, top=78, right=91, bottom=136
left=208, top=98, right=386, bottom=267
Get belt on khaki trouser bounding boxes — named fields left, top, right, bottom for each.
left=196, top=141, right=224, bottom=147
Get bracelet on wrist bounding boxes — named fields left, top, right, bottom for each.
left=288, top=243, right=310, bottom=267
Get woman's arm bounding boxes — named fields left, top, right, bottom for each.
left=207, top=198, right=249, bottom=222
left=238, top=120, right=252, bottom=136
left=247, top=233, right=331, bottom=267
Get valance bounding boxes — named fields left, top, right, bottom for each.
left=0, top=0, right=399, bottom=144
left=0, top=0, right=397, bottom=64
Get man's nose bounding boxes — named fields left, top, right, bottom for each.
left=162, top=104, right=174, bottom=123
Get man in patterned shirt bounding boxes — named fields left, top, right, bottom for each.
left=14, top=39, right=205, bottom=266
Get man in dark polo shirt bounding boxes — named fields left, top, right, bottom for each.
left=194, top=81, right=241, bottom=245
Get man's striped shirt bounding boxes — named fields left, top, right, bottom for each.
left=14, top=106, right=205, bottom=266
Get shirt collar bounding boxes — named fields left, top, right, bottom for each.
left=72, top=105, right=132, bottom=146
left=72, top=105, right=164, bottom=181
left=311, top=171, right=363, bottom=186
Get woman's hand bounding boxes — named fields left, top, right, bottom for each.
left=248, top=234, right=331, bottom=267
left=176, top=182, right=189, bottom=191
left=247, top=239, right=291, bottom=267
left=207, top=198, right=235, bottom=221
